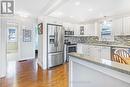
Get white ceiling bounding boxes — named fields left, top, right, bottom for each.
left=15, top=0, right=130, bottom=23
left=15, top=0, right=69, bottom=17
left=15, top=0, right=48, bottom=16
left=49, top=0, right=130, bottom=23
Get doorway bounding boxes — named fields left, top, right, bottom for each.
left=35, top=25, right=38, bottom=58
left=7, top=23, right=18, bottom=62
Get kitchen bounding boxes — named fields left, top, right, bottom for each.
left=0, top=0, right=130, bottom=87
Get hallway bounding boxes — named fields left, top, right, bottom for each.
left=1, top=59, right=68, bottom=87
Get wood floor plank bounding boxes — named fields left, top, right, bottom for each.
left=0, top=59, right=68, bottom=87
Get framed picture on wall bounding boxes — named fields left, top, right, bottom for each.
left=38, top=23, right=43, bottom=35
left=23, top=29, right=32, bottom=42
left=7, top=27, right=17, bottom=42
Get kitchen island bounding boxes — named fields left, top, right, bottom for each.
left=69, top=52, right=130, bottom=87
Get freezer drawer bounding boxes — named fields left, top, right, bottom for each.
left=48, top=52, right=63, bottom=68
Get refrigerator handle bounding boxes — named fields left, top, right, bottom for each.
left=54, top=27, right=57, bottom=47
left=56, top=27, right=58, bottom=47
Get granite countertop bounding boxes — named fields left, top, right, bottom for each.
left=80, top=43, right=130, bottom=48
left=68, top=52, right=130, bottom=75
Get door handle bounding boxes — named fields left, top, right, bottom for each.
left=56, top=28, right=58, bottom=47
left=54, top=28, right=57, bottom=47
left=49, top=52, right=63, bottom=55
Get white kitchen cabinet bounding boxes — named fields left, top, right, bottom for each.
left=112, top=16, right=130, bottom=35
left=77, top=44, right=88, bottom=55
left=77, top=44, right=92, bottom=56
left=100, top=46, right=111, bottom=60
left=77, top=44, right=84, bottom=54
left=123, top=17, right=130, bottom=35
left=112, top=17, right=123, bottom=35
left=89, top=45, right=101, bottom=59
left=87, top=24, right=95, bottom=36
left=82, top=44, right=90, bottom=56
left=63, top=22, right=98, bottom=36
left=74, top=25, right=80, bottom=35
left=77, top=44, right=111, bottom=60
left=74, top=23, right=98, bottom=36
left=85, top=23, right=98, bottom=36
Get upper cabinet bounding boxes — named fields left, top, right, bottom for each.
left=123, top=17, right=130, bottom=35
left=85, top=23, right=98, bottom=36
left=63, top=22, right=98, bottom=36
left=112, top=17, right=123, bottom=35
left=112, top=16, right=130, bottom=36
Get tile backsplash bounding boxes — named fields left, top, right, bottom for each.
left=114, top=36, right=130, bottom=45
left=64, top=36, right=99, bottom=44
left=65, top=35, right=130, bottom=45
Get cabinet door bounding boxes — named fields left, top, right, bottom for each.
left=82, top=45, right=89, bottom=56
left=84, top=25, right=89, bottom=36
left=112, top=18, right=123, bottom=35
left=77, top=44, right=89, bottom=55
left=100, top=46, right=111, bottom=60
left=74, top=25, right=80, bottom=35
left=89, top=46, right=100, bottom=59
left=77, top=44, right=84, bottom=54
left=87, top=24, right=95, bottom=36
left=87, top=23, right=98, bottom=36
left=123, top=17, right=130, bottom=35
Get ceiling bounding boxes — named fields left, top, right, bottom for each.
left=15, top=0, right=68, bottom=17
left=49, top=0, right=130, bottom=23
left=15, top=0, right=130, bottom=23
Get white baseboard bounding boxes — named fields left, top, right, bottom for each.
left=0, top=74, right=6, bottom=78
left=18, top=57, right=35, bottom=61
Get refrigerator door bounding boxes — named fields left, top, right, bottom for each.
left=56, top=26, right=64, bottom=52
left=48, top=24, right=57, bottom=53
left=48, top=52, right=64, bottom=68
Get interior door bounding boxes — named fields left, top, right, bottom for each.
left=56, top=25, right=64, bottom=52
left=48, top=24, right=57, bottom=53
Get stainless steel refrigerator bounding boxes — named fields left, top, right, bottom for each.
left=47, top=24, right=64, bottom=68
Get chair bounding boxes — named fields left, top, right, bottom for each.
left=112, top=54, right=128, bottom=64
left=115, top=49, right=130, bottom=58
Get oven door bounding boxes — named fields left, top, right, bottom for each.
left=68, top=46, right=77, bottom=53
left=66, top=45, right=77, bottom=62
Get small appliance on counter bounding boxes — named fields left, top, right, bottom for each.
left=64, top=43, right=77, bottom=62
left=65, top=30, right=74, bottom=36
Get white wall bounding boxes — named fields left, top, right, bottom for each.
left=0, top=15, right=37, bottom=78
left=18, top=17, right=36, bottom=60
left=0, top=16, right=1, bottom=78
left=0, top=16, right=7, bottom=78
left=38, top=16, right=63, bottom=69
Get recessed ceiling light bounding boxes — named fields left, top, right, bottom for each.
left=75, top=1, right=80, bottom=6
left=16, top=11, right=30, bottom=18
left=49, top=11, right=63, bottom=17
left=88, top=8, right=93, bottom=12
left=70, top=16, right=74, bottom=18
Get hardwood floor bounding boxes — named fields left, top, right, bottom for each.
left=1, top=59, right=68, bottom=87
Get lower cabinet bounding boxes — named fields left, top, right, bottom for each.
left=89, top=46, right=101, bottom=59
left=100, top=46, right=111, bottom=60
left=77, top=44, right=111, bottom=60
